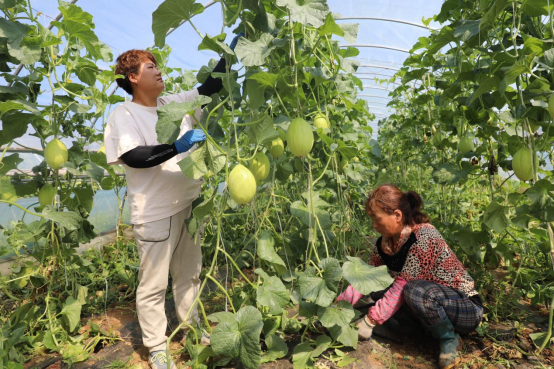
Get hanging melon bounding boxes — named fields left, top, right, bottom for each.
left=269, top=138, right=284, bottom=158
left=228, top=165, right=257, bottom=204
left=249, top=152, right=270, bottom=181
left=458, top=136, right=475, bottom=153
left=313, top=113, right=330, bottom=129
left=44, top=139, right=68, bottom=170
left=512, top=147, right=537, bottom=181
left=38, top=183, right=56, bottom=206
left=287, top=117, right=313, bottom=157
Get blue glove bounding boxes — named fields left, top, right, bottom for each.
left=174, top=129, right=206, bottom=153
left=229, top=32, right=245, bottom=51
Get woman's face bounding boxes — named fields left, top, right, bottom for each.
left=368, top=207, right=404, bottom=237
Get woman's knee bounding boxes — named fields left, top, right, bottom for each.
left=403, top=280, right=436, bottom=304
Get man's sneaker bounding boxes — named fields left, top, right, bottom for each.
left=149, top=350, right=177, bottom=369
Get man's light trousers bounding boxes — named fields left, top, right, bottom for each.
left=133, top=206, right=202, bottom=353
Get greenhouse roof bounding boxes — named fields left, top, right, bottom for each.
left=17, top=0, right=444, bottom=146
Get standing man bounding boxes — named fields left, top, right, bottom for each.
left=104, top=34, right=242, bottom=369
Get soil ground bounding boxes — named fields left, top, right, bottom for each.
left=24, top=275, right=554, bottom=369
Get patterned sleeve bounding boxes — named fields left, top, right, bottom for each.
left=336, top=285, right=364, bottom=305
left=368, top=277, right=407, bottom=324
left=369, top=245, right=384, bottom=267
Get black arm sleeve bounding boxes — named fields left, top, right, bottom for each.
left=120, top=143, right=178, bottom=168
left=197, top=57, right=227, bottom=97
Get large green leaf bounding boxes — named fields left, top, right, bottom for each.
left=432, top=162, right=474, bottom=185
left=42, top=206, right=82, bottom=231
left=339, top=23, right=358, bottom=43
left=0, top=100, right=40, bottom=117
left=298, top=258, right=341, bottom=307
left=342, top=256, right=393, bottom=295
left=329, top=324, right=358, bottom=348
left=245, top=115, right=280, bottom=145
left=75, top=59, right=98, bottom=86
left=51, top=19, right=100, bottom=59
left=234, top=33, right=275, bottom=67
left=276, top=0, right=330, bottom=28
left=0, top=177, right=17, bottom=202
left=178, top=141, right=225, bottom=179
left=480, top=0, right=509, bottom=31
left=317, top=300, right=355, bottom=329
left=292, top=335, right=332, bottom=369
left=0, top=18, right=28, bottom=50
left=156, top=96, right=211, bottom=144
left=0, top=154, right=22, bottom=176
left=499, top=56, right=533, bottom=94
left=178, top=144, right=209, bottom=179
left=453, top=19, right=480, bottom=41
left=261, top=334, right=288, bottom=363
left=468, top=76, right=500, bottom=104
left=257, top=231, right=286, bottom=267
left=211, top=306, right=264, bottom=369
left=60, top=296, right=82, bottom=332
left=290, top=192, right=332, bottom=229
left=10, top=35, right=42, bottom=64
left=248, top=72, right=278, bottom=88
left=152, top=0, right=205, bottom=47
left=255, top=269, right=290, bottom=314
left=526, top=179, right=554, bottom=222
left=522, top=0, right=550, bottom=17
left=318, top=13, right=344, bottom=37
left=482, top=202, right=510, bottom=234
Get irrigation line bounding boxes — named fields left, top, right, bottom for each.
left=354, top=72, right=396, bottom=78
left=339, top=44, right=412, bottom=53
left=8, top=0, right=79, bottom=86
left=334, top=16, right=438, bottom=31
left=358, top=64, right=400, bottom=71
left=368, top=106, right=392, bottom=111
left=366, top=102, right=391, bottom=107
left=358, top=94, right=392, bottom=100
left=356, top=57, right=403, bottom=66
left=362, top=85, right=394, bottom=91
left=358, top=77, right=401, bottom=85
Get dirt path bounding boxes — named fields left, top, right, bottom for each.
left=25, top=296, right=553, bottom=369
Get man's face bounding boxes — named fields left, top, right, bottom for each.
left=130, top=59, right=164, bottom=96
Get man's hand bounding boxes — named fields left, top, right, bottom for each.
left=229, top=32, right=245, bottom=51
left=354, top=315, right=376, bottom=340
left=174, top=129, right=206, bottom=153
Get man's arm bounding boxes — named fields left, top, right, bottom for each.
left=196, top=33, right=244, bottom=97
left=120, top=144, right=178, bottom=168
left=119, top=129, right=206, bottom=169
left=197, top=58, right=226, bottom=97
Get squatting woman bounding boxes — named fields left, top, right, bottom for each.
left=337, top=184, right=483, bottom=369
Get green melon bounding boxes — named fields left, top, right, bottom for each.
left=269, top=138, right=284, bottom=158
left=313, top=113, right=330, bottom=129
left=287, top=118, right=313, bottom=157
left=512, top=147, right=537, bottom=181
left=458, top=136, right=475, bottom=153
left=44, top=139, right=68, bottom=170
left=249, top=152, right=270, bottom=181
left=228, top=165, right=257, bottom=204
left=38, top=183, right=56, bottom=206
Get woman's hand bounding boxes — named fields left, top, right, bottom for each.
left=354, top=315, right=376, bottom=340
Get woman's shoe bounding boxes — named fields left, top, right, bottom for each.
left=427, top=319, right=463, bottom=369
